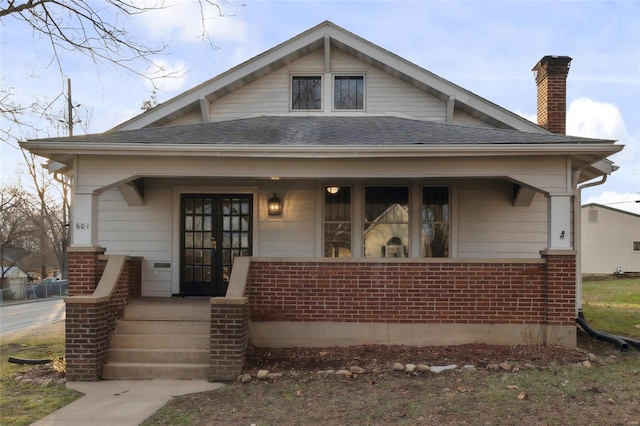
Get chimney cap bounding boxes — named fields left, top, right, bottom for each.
left=532, top=55, right=572, bottom=72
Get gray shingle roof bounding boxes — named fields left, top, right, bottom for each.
left=31, top=116, right=612, bottom=146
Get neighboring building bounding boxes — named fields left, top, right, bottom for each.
left=21, top=21, right=622, bottom=381
left=581, top=203, right=640, bottom=275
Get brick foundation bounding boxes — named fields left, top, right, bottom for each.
left=65, top=248, right=143, bottom=381
left=209, top=298, right=249, bottom=381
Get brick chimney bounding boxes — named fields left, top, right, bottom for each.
left=532, top=55, right=572, bottom=134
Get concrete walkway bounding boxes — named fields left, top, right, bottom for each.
left=32, top=379, right=223, bottom=426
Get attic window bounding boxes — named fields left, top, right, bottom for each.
left=334, top=76, right=364, bottom=110
left=292, top=76, right=321, bottom=110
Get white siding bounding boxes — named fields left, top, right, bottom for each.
left=581, top=205, right=640, bottom=274
left=258, top=182, right=316, bottom=257
left=98, top=181, right=174, bottom=297
left=208, top=49, right=446, bottom=122
left=452, top=109, right=496, bottom=128
left=457, top=179, right=548, bottom=258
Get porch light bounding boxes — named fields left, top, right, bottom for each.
left=268, top=193, right=282, bottom=216
left=326, top=186, right=340, bottom=194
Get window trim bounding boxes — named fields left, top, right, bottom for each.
left=290, top=74, right=323, bottom=111
left=332, top=74, right=366, bottom=111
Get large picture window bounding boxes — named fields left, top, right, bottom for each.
left=334, top=76, right=364, bottom=110
left=324, top=186, right=352, bottom=257
left=364, top=186, right=409, bottom=257
left=421, top=187, right=449, bottom=257
left=292, top=76, right=321, bottom=110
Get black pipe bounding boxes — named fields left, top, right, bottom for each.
left=7, top=357, right=51, bottom=365
left=576, top=317, right=629, bottom=351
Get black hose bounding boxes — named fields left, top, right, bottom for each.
left=575, top=317, right=629, bottom=351
left=7, top=357, right=51, bottom=365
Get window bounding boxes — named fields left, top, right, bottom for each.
left=292, top=76, right=321, bottom=110
left=422, top=187, right=449, bottom=257
left=364, top=186, right=409, bottom=257
left=324, top=186, right=351, bottom=257
left=633, top=241, right=640, bottom=252
left=334, top=76, right=364, bottom=110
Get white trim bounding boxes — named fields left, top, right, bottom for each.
left=23, top=142, right=623, bottom=159
left=171, top=186, right=259, bottom=295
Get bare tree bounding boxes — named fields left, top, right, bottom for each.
left=0, top=183, right=37, bottom=284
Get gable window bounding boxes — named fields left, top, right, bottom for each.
left=292, top=76, right=321, bottom=110
left=422, top=187, right=449, bottom=257
left=324, top=186, right=352, bottom=257
left=334, top=76, right=364, bottom=110
left=364, top=186, right=409, bottom=257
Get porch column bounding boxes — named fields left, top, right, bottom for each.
left=547, top=193, right=572, bottom=250
left=71, top=192, right=99, bottom=247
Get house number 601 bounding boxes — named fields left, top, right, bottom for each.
left=75, top=223, right=90, bottom=230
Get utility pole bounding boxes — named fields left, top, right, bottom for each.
left=67, top=78, right=73, bottom=137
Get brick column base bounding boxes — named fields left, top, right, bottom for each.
left=65, top=300, right=110, bottom=381
left=210, top=298, right=249, bottom=381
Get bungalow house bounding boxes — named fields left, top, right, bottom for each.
left=581, top=204, right=640, bottom=275
left=21, top=21, right=623, bottom=381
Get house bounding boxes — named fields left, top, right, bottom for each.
left=21, top=21, right=622, bottom=381
left=1, top=252, right=28, bottom=300
left=581, top=204, right=640, bottom=275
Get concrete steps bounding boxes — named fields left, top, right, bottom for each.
left=103, top=298, right=210, bottom=380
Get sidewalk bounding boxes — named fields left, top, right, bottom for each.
left=31, top=379, right=223, bottom=426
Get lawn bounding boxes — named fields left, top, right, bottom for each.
left=2, top=277, right=638, bottom=425
left=0, top=322, right=81, bottom=426
left=581, top=277, right=640, bottom=338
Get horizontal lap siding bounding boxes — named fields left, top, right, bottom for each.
left=457, top=179, right=547, bottom=258
left=98, top=185, right=173, bottom=296
left=248, top=261, right=547, bottom=324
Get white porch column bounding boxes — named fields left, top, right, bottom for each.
left=547, top=193, right=572, bottom=250
left=70, top=192, right=99, bottom=247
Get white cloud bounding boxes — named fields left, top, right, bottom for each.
left=515, top=110, right=537, bottom=124
left=144, top=59, right=189, bottom=93
left=567, top=97, right=637, bottom=165
left=134, top=1, right=247, bottom=44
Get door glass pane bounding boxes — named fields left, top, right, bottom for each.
left=241, top=201, right=249, bottom=215
left=203, top=249, right=211, bottom=264
left=194, top=216, right=202, bottom=231
left=222, top=200, right=230, bottom=215
left=204, top=199, right=212, bottom=214
left=185, top=233, right=194, bottom=248
left=194, top=233, right=203, bottom=248
left=185, top=199, right=194, bottom=214
left=232, top=216, right=239, bottom=230
left=194, top=199, right=203, bottom=214
left=184, top=249, right=193, bottom=264
left=185, top=216, right=193, bottom=231
left=204, top=216, right=212, bottom=231
left=194, top=249, right=203, bottom=264
left=185, top=266, right=193, bottom=281
left=222, top=232, right=231, bottom=248
left=194, top=266, right=202, bottom=282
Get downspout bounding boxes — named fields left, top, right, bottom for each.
left=575, top=173, right=608, bottom=317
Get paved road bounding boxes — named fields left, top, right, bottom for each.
left=0, top=299, right=65, bottom=338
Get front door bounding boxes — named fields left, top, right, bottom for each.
left=180, top=194, right=252, bottom=296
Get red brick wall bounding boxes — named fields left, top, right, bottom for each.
left=248, top=258, right=575, bottom=326
left=210, top=301, right=249, bottom=381
left=66, top=301, right=110, bottom=381
left=65, top=252, right=143, bottom=381
left=543, top=253, right=576, bottom=326
left=67, top=248, right=105, bottom=295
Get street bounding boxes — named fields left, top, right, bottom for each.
left=0, top=299, right=65, bottom=338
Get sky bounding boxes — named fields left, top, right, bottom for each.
left=1, top=0, right=639, bottom=214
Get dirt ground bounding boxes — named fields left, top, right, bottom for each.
left=10, top=324, right=640, bottom=425
left=143, top=331, right=639, bottom=426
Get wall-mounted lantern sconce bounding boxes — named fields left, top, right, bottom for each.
left=268, top=193, right=282, bottom=216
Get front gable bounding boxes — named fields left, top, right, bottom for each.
left=113, top=21, right=544, bottom=132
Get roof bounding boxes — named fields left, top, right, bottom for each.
left=111, top=20, right=547, bottom=133
left=28, top=116, right=613, bottom=146
left=582, top=203, right=640, bottom=219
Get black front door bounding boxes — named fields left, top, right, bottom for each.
left=180, top=194, right=252, bottom=296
